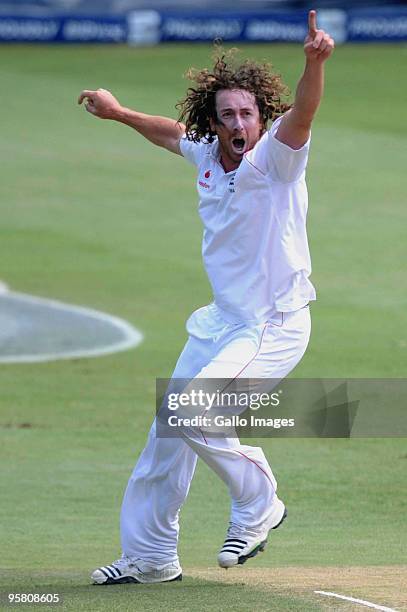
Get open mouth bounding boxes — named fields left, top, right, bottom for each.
left=231, top=137, right=246, bottom=154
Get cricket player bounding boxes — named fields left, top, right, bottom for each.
left=79, top=10, right=334, bottom=584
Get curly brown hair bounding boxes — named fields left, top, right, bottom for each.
left=177, top=47, right=292, bottom=143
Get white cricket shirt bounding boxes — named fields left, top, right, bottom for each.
left=180, top=115, right=316, bottom=325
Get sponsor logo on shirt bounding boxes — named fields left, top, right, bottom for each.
left=199, top=170, right=211, bottom=189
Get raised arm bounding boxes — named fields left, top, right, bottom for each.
left=275, top=9, right=334, bottom=150
left=78, top=88, right=185, bottom=155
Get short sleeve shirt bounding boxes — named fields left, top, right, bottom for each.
left=179, top=115, right=316, bottom=324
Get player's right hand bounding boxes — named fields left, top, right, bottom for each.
left=78, top=88, right=122, bottom=120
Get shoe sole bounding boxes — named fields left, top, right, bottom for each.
left=237, top=507, right=288, bottom=566
left=94, top=573, right=182, bottom=585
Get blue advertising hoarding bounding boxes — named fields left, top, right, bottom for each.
left=0, top=15, right=126, bottom=42
left=1, top=6, right=407, bottom=43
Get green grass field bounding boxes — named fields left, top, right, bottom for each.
left=0, top=43, right=406, bottom=611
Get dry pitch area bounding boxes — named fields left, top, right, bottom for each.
left=189, top=566, right=406, bottom=611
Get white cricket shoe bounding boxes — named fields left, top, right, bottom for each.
left=91, top=556, right=182, bottom=585
left=218, top=496, right=287, bottom=568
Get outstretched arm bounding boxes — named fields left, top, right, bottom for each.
left=78, top=88, right=185, bottom=155
left=275, top=9, right=335, bottom=150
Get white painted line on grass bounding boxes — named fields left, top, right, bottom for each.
left=315, top=590, right=398, bottom=612
left=0, top=290, right=143, bottom=363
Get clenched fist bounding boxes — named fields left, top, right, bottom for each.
left=78, top=88, right=123, bottom=120
left=304, top=10, right=335, bottom=62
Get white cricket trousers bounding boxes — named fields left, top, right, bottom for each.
left=120, top=304, right=311, bottom=564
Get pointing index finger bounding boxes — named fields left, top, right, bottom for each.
left=308, top=9, right=317, bottom=36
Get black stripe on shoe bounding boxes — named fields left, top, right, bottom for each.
left=222, top=541, right=246, bottom=548
left=111, top=565, right=122, bottom=576
left=99, top=568, right=111, bottom=581
left=224, top=538, right=247, bottom=545
left=221, top=550, right=241, bottom=556
left=103, top=567, right=117, bottom=579
left=221, top=544, right=246, bottom=552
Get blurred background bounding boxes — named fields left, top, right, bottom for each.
left=0, top=0, right=407, bottom=44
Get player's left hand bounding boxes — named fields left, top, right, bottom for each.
left=304, top=10, right=335, bottom=62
